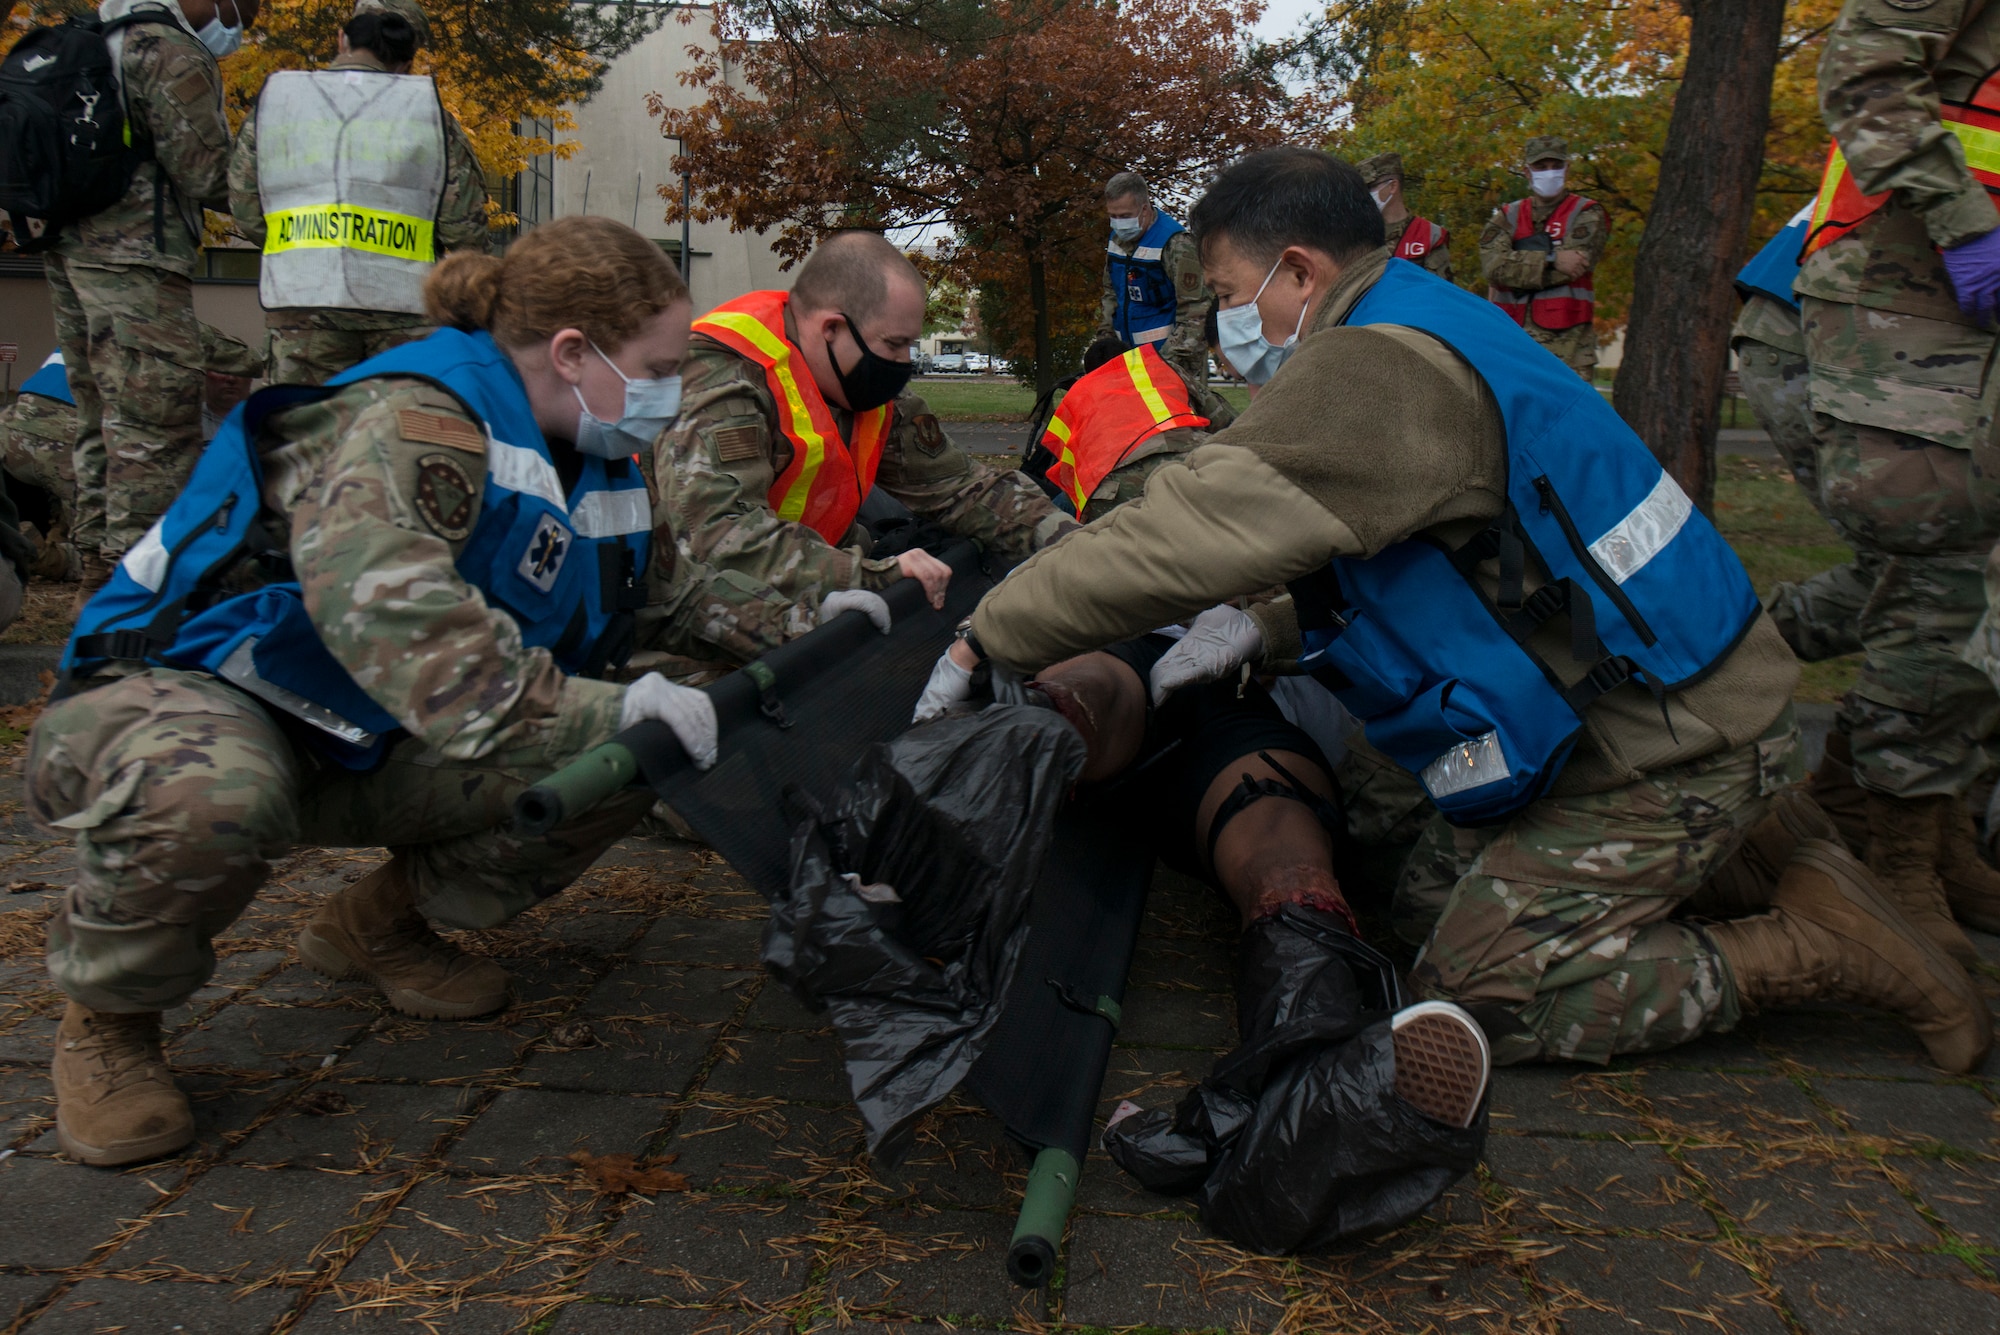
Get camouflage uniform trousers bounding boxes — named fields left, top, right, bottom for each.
left=1809, top=412, right=2000, bottom=800
left=1399, top=710, right=1802, bottom=1066
left=1527, top=322, right=1597, bottom=380
left=44, top=256, right=206, bottom=562
left=28, top=669, right=652, bottom=1013
left=265, top=319, right=431, bottom=388
left=1736, top=335, right=1887, bottom=662
left=1, top=395, right=79, bottom=528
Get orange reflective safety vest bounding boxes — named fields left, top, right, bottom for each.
left=1041, top=345, right=1208, bottom=512
left=1395, top=216, right=1446, bottom=262
left=1488, top=194, right=1596, bottom=331
left=690, top=290, right=894, bottom=544
left=1802, top=74, right=2000, bottom=258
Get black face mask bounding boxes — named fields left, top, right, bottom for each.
left=830, top=313, right=914, bottom=413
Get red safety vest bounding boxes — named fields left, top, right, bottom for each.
left=1395, top=216, right=1446, bottom=262
left=1487, top=194, right=1596, bottom=331
left=1042, top=345, right=1207, bottom=513
left=690, top=290, right=894, bottom=544
left=1802, top=70, right=2000, bottom=258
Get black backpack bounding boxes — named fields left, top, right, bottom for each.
left=0, top=13, right=169, bottom=252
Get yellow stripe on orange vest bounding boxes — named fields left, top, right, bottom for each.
left=1122, top=347, right=1174, bottom=425
left=696, top=310, right=826, bottom=523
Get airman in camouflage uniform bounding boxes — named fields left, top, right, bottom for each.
left=654, top=342, right=1071, bottom=676
left=1097, top=172, right=1213, bottom=385
left=47, top=0, right=237, bottom=593
left=1732, top=292, right=1887, bottom=661
left=2, top=326, right=260, bottom=581
left=1357, top=153, right=1454, bottom=282
left=1479, top=137, right=1608, bottom=379
left=228, top=0, right=492, bottom=386
left=1795, top=0, right=2000, bottom=949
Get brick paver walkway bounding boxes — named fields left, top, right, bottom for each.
left=3, top=770, right=1998, bottom=1334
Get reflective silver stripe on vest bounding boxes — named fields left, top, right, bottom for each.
left=1421, top=730, right=1511, bottom=799
left=257, top=69, right=448, bottom=315
left=487, top=439, right=566, bottom=510
left=1128, top=323, right=1173, bottom=345
left=569, top=489, right=651, bottom=539
left=1589, top=472, right=1694, bottom=585
left=121, top=520, right=170, bottom=593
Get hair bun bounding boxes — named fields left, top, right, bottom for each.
left=424, top=252, right=504, bottom=331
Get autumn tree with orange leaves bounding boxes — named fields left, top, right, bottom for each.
left=652, top=0, right=1286, bottom=393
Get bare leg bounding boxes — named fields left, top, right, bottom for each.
left=1029, top=650, right=1151, bottom=782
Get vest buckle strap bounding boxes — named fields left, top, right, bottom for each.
left=744, top=660, right=793, bottom=730
left=71, top=628, right=161, bottom=663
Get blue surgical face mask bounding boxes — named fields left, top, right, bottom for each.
left=195, top=1, right=244, bottom=58
left=1215, top=259, right=1311, bottom=386
left=1109, top=215, right=1146, bottom=243
left=572, top=341, right=682, bottom=459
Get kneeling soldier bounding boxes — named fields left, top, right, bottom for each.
left=34, top=218, right=716, bottom=1167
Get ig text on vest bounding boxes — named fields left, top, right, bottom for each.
left=1041, top=345, right=1206, bottom=513
left=1735, top=202, right=1813, bottom=312
left=1487, top=196, right=1596, bottom=331
left=1395, top=217, right=1444, bottom=263
left=1107, top=212, right=1185, bottom=348
left=1802, top=63, right=2000, bottom=259
left=19, top=349, right=73, bottom=405
left=1293, top=259, right=1760, bottom=824
left=691, top=290, right=893, bottom=543
left=256, top=68, right=447, bottom=315
left=61, top=327, right=650, bottom=769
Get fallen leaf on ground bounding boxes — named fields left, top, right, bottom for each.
left=569, top=1150, right=688, bottom=1196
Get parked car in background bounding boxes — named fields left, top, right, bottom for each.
left=931, top=349, right=967, bottom=373
left=964, top=351, right=991, bottom=372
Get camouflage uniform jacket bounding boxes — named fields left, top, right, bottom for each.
left=248, top=378, right=624, bottom=762
left=54, top=3, right=229, bottom=277
left=654, top=338, right=1073, bottom=633
left=1387, top=214, right=1455, bottom=283
left=972, top=248, right=1800, bottom=798
left=1795, top=0, right=2000, bottom=323
left=1095, top=226, right=1212, bottom=382
left=1477, top=191, right=1609, bottom=297
left=229, top=49, right=492, bottom=332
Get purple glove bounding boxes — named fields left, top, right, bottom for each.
left=1942, top=227, right=2000, bottom=324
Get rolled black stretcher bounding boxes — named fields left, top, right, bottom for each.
left=514, top=539, right=1154, bottom=1287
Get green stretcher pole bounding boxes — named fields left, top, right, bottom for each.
left=1006, top=1146, right=1080, bottom=1288
left=512, top=739, right=640, bottom=838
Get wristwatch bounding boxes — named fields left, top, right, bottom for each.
left=953, top=616, right=987, bottom=664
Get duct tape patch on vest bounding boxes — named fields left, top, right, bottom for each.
left=414, top=453, right=475, bottom=541
left=518, top=513, right=572, bottom=593
left=264, top=205, right=437, bottom=262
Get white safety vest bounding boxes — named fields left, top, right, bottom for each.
left=256, top=69, right=449, bottom=315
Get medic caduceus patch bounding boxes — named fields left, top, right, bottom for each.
left=518, top=513, right=572, bottom=593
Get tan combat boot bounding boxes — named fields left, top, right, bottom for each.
left=1807, top=731, right=1870, bottom=855
left=1707, top=841, right=1991, bottom=1074
left=1933, top=796, right=2000, bottom=938
left=1864, top=792, right=1980, bottom=967
left=53, top=1001, right=194, bottom=1167
left=1691, top=787, right=1842, bottom=917
left=69, top=550, right=117, bottom=613
left=295, top=861, right=509, bottom=1019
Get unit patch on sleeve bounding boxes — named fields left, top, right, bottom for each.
left=397, top=409, right=487, bottom=454
left=413, top=453, right=476, bottom=541
left=912, top=413, right=946, bottom=456
left=517, top=512, right=573, bottom=593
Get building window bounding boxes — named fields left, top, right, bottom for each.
left=517, top=116, right=556, bottom=231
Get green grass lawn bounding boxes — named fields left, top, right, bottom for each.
left=913, top=379, right=1040, bottom=421
left=1710, top=453, right=1861, bottom=704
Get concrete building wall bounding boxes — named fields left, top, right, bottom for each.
left=536, top=7, right=792, bottom=309
left=0, top=270, right=263, bottom=394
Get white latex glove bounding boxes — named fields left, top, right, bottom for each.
left=619, top=672, right=719, bottom=770
left=1149, top=605, right=1264, bottom=705
left=912, top=647, right=975, bottom=723
left=820, top=588, right=892, bottom=634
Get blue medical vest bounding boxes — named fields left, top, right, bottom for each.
left=61, top=327, right=650, bottom=768
left=19, top=351, right=72, bottom=404
left=1107, top=212, right=1186, bottom=349
left=1734, top=211, right=1810, bottom=311
left=1292, top=259, right=1761, bottom=824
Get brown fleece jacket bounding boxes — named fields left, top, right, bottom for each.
left=971, top=248, right=1798, bottom=796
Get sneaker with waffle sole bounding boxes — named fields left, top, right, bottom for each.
left=1390, top=1000, right=1490, bottom=1129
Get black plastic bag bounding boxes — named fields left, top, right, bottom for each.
left=763, top=706, right=1087, bottom=1163
left=1102, top=905, right=1488, bottom=1251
